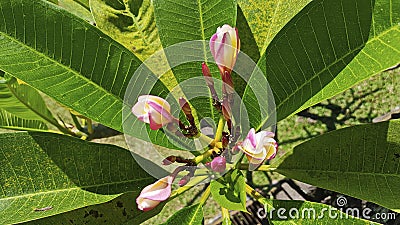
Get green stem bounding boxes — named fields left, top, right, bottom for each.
left=87, top=118, right=94, bottom=134
left=199, top=185, right=211, bottom=205
left=193, top=147, right=218, bottom=164
left=214, top=116, right=225, bottom=142
left=238, top=164, right=274, bottom=172
left=245, top=183, right=266, bottom=204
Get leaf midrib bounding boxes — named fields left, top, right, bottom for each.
left=188, top=204, right=202, bottom=225
left=0, top=177, right=153, bottom=201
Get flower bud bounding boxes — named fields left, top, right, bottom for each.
left=209, top=24, right=240, bottom=76
left=178, top=175, right=191, bottom=186
left=238, top=128, right=277, bottom=171
left=202, top=62, right=219, bottom=102
left=211, top=156, right=226, bottom=173
left=132, top=95, right=173, bottom=130
left=136, top=176, right=174, bottom=211
left=179, top=97, right=195, bottom=127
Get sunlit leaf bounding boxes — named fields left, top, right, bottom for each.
left=0, top=132, right=156, bottom=224
left=274, top=120, right=400, bottom=213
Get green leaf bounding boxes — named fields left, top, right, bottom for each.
left=153, top=0, right=237, bottom=123
left=21, top=193, right=165, bottom=225
left=0, top=109, right=48, bottom=131
left=0, top=132, right=155, bottom=224
left=0, top=77, right=51, bottom=122
left=210, top=170, right=247, bottom=212
left=274, top=120, right=400, bottom=213
left=58, top=0, right=94, bottom=22
left=160, top=203, right=204, bottom=225
left=4, top=76, right=58, bottom=125
left=243, top=0, right=374, bottom=128
left=236, top=6, right=260, bottom=63
left=90, top=0, right=162, bottom=60
left=0, top=0, right=178, bottom=149
left=238, top=0, right=311, bottom=52
left=262, top=199, right=380, bottom=224
left=0, top=76, right=57, bottom=131
left=294, top=0, right=400, bottom=115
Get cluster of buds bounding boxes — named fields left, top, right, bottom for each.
left=132, top=24, right=278, bottom=212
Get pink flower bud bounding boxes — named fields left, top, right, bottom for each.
left=209, top=24, right=240, bottom=76
left=211, top=156, right=226, bottom=173
left=132, top=95, right=173, bottom=130
left=136, top=176, right=174, bottom=211
left=239, top=128, right=277, bottom=171
left=178, top=175, right=191, bottom=186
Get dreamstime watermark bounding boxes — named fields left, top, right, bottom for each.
left=256, top=196, right=396, bottom=221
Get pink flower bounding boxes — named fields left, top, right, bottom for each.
left=211, top=156, right=226, bottom=173
left=239, top=128, right=277, bottom=171
left=132, top=95, right=173, bottom=130
left=209, top=24, right=240, bottom=76
left=136, top=176, right=174, bottom=211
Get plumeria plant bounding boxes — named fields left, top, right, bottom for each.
left=0, top=0, right=398, bottom=224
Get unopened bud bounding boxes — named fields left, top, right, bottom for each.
left=178, top=175, right=191, bottom=186
left=179, top=97, right=195, bottom=126
left=231, top=143, right=241, bottom=155
left=222, top=132, right=229, bottom=148
left=202, top=62, right=219, bottom=102
left=211, top=156, right=226, bottom=173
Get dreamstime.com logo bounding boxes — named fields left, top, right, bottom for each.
left=256, top=196, right=396, bottom=221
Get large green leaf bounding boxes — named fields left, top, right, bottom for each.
left=274, top=120, right=400, bottom=213
left=243, top=0, right=374, bottom=128
left=153, top=0, right=237, bottom=123
left=210, top=170, right=247, bottom=212
left=294, top=0, right=400, bottom=115
left=238, top=0, right=311, bottom=52
left=22, top=193, right=165, bottom=225
left=90, top=0, right=161, bottom=60
left=0, top=0, right=179, bottom=149
left=160, top=203, right=204, bottom=225
left=262, top=199, right=379, bottom=224
left=0, top=132, right=155, bottom=224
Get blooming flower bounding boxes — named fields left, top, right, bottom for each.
left=209, top=24, right=240, bottom=76
left=136, top=176, right=174, bottom=211
left=238, top=128, right=277, bottom=171
left=132, top=95, right=173, bottom=130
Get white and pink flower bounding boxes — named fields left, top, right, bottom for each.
left=136, top=176, right=174, bottom=211
left=209, top=24, right=240, bottom=76
left=238, top=128, right=277, bottom=171
left=132, top=95, right=173, bottom=130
